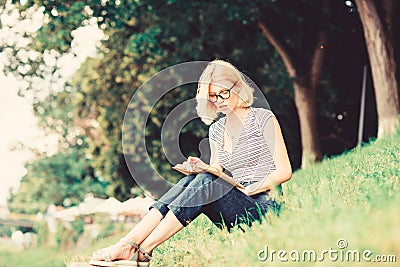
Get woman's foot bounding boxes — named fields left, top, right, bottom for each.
left=91, top=239, right=138, bottom=262
left=137, top=247, right=152, bottom=267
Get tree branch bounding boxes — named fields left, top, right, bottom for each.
left=258, top=21, right=296, bottom=77
left=310, top=31, right=327, bottom=92
left=309, top=0, right=329, bottom=92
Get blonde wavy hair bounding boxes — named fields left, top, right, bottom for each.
left=196, top=60, right=254, bottom=125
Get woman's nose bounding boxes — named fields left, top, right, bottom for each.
left=216, top=96, right=225, bottom=103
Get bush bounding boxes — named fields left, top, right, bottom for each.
left=71, top=218, right=85, bottom=243
left=55, top=218, right=85, bottom=250
left=34, top=220, right=49, bottom=247
left=0, top=224, right=12, bottom=237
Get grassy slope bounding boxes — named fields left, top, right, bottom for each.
left=1, top=131, right=399, bottom=267
left=153, top=131, right=400, bottom=266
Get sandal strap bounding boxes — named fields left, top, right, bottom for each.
left=103, top=253, right=112, bottom=262
left=120, top=238, right=139, bottom=249
left=138, top=246, right=152, bottom=261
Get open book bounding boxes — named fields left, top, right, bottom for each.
left=172, top=163, right=245, bottom=189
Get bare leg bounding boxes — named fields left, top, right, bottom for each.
left=137, top=211, right=184, bottom=260
left=123, top=208, right=163, bottom=242
left=91, top=208, right=163, bottom=261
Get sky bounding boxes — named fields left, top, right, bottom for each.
left=0, top=4, right=103, bottom=203
left=0, top=74, right=58, bottom=201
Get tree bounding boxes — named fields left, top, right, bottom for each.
left=3, top=0, right=161, bottom=199
left=7, top=88, right=109, bottom=214
left=256, top=0, right=335, bottom=167
left=354, top=0, right=400, bottom=137
left=8, top=145, right=109, bottom=214
left=5, top=0, right=285, bottom=198
left=3, top=0, right=381, bottom=199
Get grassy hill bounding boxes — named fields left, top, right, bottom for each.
left=150, top=131, right=400, bottom=266
left=2, top=131, right=399, bottom=267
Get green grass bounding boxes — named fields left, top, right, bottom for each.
left=2, top=131, right=400, bottom=266
left=0, top=245, right=66, bottom=267
left=151, top=131, right=400, bottom=266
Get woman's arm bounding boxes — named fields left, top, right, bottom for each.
left=209, top=139, right=223, bottom=171
left=244, top=116, right=292, bottom=196
left=186, top=138, right=223, bottom=172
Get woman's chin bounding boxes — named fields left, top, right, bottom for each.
left=217, top=106, right=229, bottom=113
left=219, top=109, right=233, bottom=115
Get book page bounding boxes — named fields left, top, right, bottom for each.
left=172, top=163, right=244, bottom=189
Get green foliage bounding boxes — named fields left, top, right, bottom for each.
left=8, top=147, right=108, bottom=214
left=92, top=213, right=126, bottom=241
left=3, top=0, right=378, bottom=201
left=94, top=219, right=114, bottom=241
left=55, top=218, right=85, bottom=250
left=5, top=0, right=286, bottom=199
left=7, top=72, right=108, bottom=212
left=0, top=245, right=65, bottom=267
left=0, top=224, right=12, bottom=237
left=33, top=220, right=49, bottom=247
left=54, top=223, right=64, bottom=250
left=3, top=1, right=294, bottom=199
left=71, top=218, right=85, bottom=243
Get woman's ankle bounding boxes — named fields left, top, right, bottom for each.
left=119, top=238, right=140, bottom=250
left=137, top=246, right=152, bottom=262
left=114, top=240, right=137, bottom=258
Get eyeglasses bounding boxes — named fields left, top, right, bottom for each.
left=208, top=81, right=238, bottom=103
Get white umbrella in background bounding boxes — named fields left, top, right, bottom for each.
left=53, top=206, right=80, bottom=222
left=78, top=196, right=105, bottom=215
left=94, top=197, right=122, bottom=215
left=119, top=196, right=154, bottom=216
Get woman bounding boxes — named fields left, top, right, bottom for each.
left=89, top=59, right=292, bottom=266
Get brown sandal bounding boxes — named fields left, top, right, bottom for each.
left=137, top=246, right=152, bottom=267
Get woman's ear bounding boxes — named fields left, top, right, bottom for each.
left=235, top=85, right=249, bottom=108
left=236, top=80, right=243, bottom=90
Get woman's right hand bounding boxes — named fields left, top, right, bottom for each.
left=186, top=156, right=208, bottom=171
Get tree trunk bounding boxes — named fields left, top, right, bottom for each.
left=297, top=31, right=326, bottom=168
left=355, top=0, right=400, bottom=137
left=294, top=79, right=322, bottom=168
left=258, top=21, right=324, bottom=168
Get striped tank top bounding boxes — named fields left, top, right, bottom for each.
left=209, top=107, right=276, bottom=183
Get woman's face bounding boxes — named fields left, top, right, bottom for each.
left=208, top=81, right=239, bottom=115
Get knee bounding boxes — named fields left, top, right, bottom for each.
left=176, top=174, right=196, bottom=186
left=193, top=172, right=216, bottom=184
